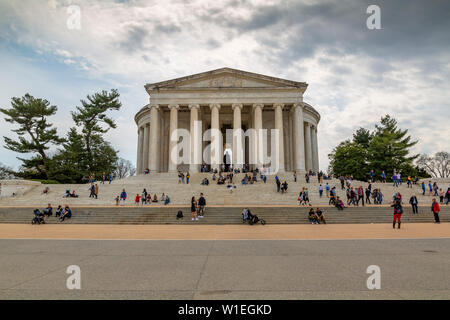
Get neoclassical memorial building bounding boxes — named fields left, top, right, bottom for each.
left=134, top=68, right=320, bottom=173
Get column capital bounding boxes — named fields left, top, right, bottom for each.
left=292, top=103, right=303, bottom=109
left=273, top=103, right=284, bottom=109
left=304, top=121, right=311, bottom=128
left=188, top=104, right=200, bottom=110
left=149, top=104, right=159, bottom=110
left=168, top=104, right=179, bottom=110
left=209, top=103, right=221, bottom=110
left=252, top=103, right=264, bottom=110
left=232, top=103, right=243, bottom=110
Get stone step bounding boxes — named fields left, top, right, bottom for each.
left=2, top=206, right=448, bottom=225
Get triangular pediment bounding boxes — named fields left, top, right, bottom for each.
left=145, top=67, right=307, bottom=91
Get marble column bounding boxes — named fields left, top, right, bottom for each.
left=137, top=127, right=144, bottom=174
left=168, top=104, right=179, bottom=172
left=232, top=103, right=243, bottom=168
left=273, top=103, right=285, bottom=172
left=304, top=122, right=313, bottom=172
left=142, top=124, right=149, bottom=172
left=189, top=104, right=201, bottom=172
left=253, top=103, right=263, bottom=168
left=210, top=104, right=221, bottom=170
left=312, top=125, right=319, bottom=172
left=149, top=105, right=160, bottom=172
left=292, top=103, right=306, bottom=172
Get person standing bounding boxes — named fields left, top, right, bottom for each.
left=198, top=193, right=206, bottom=218
left=120, top=189, right=127, bottom=205
left=186, top=172, right=190, bottom=184
left=325, top=183, right=330, bottom=198
left=318, top=184, right=323, bottom=198
left=445, top=188, right=450, bottom=205
left=108, top=173, right=112, bottom=184
left=339, top=176, right=345, bottom=190
left=391, top=198, right=403, bottom=229
left=293, top=171, right=297, bottom=182
left=102, top=172, right=106, bottom=184
left=357, top=185, right=365, bottom=206
left=275, top=176, right=281, bottom=192
left=421, top=181, right=426, bottom=196
left=438, top=188, right=444, bottom=203
left=431, top=198, right=440, bottom=224
left=409, top=195, right=418, bottom=214
left=369, top=170, right=374, bottom=183
left=94, top=184, right=99, bottom=199
left=191, top=196, right=198, bottom=221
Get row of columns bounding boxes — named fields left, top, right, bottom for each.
left=136, top=103, right=318, bottom=173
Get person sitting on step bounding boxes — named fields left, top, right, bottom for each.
left=308, top=208, right=318, bottom=224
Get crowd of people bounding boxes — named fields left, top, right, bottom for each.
left=114, top=188, right=171, bottom=206
left=33, top=203, right=73, bottom=223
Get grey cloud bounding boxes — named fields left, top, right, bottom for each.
left=118, top=25, right=148, bottom=53
left=153, top=23, right=182, bottom=34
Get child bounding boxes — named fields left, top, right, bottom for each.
left=135, top=194, right=141, bottom=205
left=115, top=196, right=120, bottom=206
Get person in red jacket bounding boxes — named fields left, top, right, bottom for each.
left=391, top=198, right=403, bottom=229
left=431, top=198, right=440, bottom=224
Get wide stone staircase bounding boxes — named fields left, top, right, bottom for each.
left=1, top=173, right=448, bottom=208
left=1, top=205, right=449, bottom=225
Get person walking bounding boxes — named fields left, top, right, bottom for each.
left=431, top=198, right=440, bottom=224
left=108, top=173, right=112, bottom=184
left=89, top=184, right=95, bottom=198
left=318, top=184, right=323, bottom=198
left=391, top=198, right=403, bottom=229
left=365, top=187, right=371, bottom=204
left=421, top=181, right=426, bottom=196
left=409, top=195, right=418, bottom=214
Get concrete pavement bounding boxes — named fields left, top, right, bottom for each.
left=1, top=238, right=449, bottom=299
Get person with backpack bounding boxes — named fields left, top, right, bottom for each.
left=431, top=198, right=440, bottom=224
left=391, top=198, right=403, bottom=229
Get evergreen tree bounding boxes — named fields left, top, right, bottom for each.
left=0, top=94, right=65, bottom=179
left=367, top=115, right=418, bottom=177
left=328, top=140, right=369, bottom=180
left=71, top=89, right=121, bottom=172
left=352, top=127, right=373, bottom=148
left=329, top=115, right=421, bottom=180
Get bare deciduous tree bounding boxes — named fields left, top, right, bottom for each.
left=416, top=151, right=450, bottom=178
left=114, top=158, right=136, bottom=180
left=0, top=162, right=15, bottom=179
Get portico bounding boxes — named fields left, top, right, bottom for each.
left=134, top=68, right=320, bottom=173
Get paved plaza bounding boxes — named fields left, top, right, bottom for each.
left=1, top=237, right=449, bottom=300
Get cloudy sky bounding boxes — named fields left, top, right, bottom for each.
left=0, top=0, right=449, bottom=171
